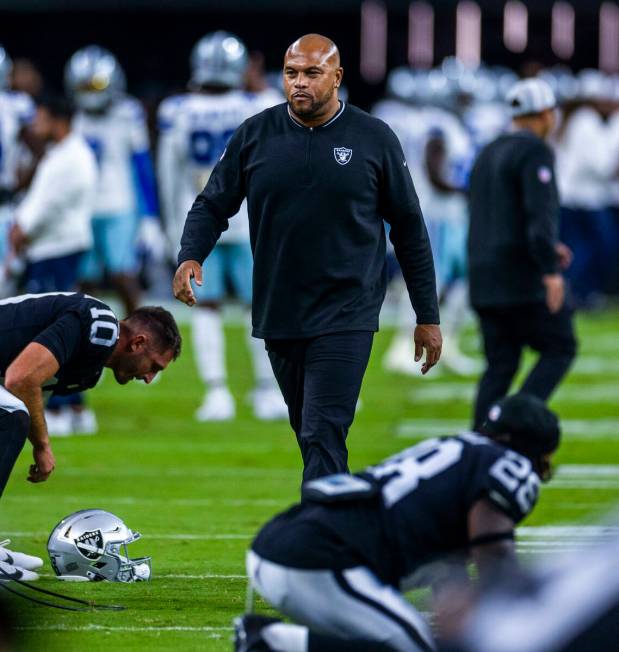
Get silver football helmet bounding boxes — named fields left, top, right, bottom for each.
left=64, top=45, right=126, bottom=112
left=0, top=44, right=12, bottom=90
left=48, top=509, right=151, bottom=582
left=190, top=31, right=248, bottom=89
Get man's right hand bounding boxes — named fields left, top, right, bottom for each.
left=173, top=260, right=203, bottom=307
left=28, top=442, right=55, bottom=483
left=542, top=274, right=565, bottom=314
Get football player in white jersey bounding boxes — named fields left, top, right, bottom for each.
left=158, top=32, right=286, bottom=422
left=65, top=46, right=160, bottom=317
left=376, top=68, right=480, bottom=377
left=0, top=45, right=36, bottom=296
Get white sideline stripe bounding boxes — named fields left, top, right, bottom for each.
left=16, top=625, right=231, bottom=633
left=408, top=383, right=619, bottom=403
left=395, top=419, right=619, bottom=439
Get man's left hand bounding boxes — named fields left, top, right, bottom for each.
left=9, top=223, right=28, bottom=254
left=414, top=324, right=442, bottom=375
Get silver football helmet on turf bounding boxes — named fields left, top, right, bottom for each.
left=190, top=31, right=248, bottom=90
left=64, top=45, right=126, bottom=112
left=48, top=509, right=151, bottom=582
left=0, top=45, right=12, bottom=90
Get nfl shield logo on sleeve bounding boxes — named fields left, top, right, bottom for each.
left=334, top=147, right=353, bottom=165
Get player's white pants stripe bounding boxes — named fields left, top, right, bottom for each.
left=0, top=385, right=28, bottom=415
left=247, top=551, right=435, bottom=652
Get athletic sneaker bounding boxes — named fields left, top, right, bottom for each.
left=0, top=540, right=43, bottom=571
left=195, top=386, right=235, bottom=422
left=252, top=387, right=288, bottom=421
left=0, top=560, right=39, bottom=582
left=71, top=408, right=98, bottom=435
left=44, top=407, right=73, bottom=437
left=233, top=614, right=281, bottom=652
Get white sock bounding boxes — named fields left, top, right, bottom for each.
left=262, top=623, right=308, bottom=652
left=246, top=314, right=276, bottom=388
left=192, top=307, right=227, bottom=386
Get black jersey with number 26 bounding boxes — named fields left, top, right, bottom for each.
left=253, top=433, right=541, bottom=586
left=0, top=292, right=119, bottom=395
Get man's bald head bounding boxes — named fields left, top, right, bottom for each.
left=283, top=34, right=343, bottom=125
left=285, top=34, right=340, bottom=69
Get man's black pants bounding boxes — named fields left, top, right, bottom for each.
left=265, top=331, right=374, bottom=482
left=473, top=303, right=577, bottom=429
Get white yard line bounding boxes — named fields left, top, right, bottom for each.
left=16, top=624, right=231, bottom=634
left=1, top=495, right=287, bottom=507
left=0, top=531, right=252, bottom=540
left=408, top=383, right=619, bottom=403
left=395, top=419, right=619, bottom=439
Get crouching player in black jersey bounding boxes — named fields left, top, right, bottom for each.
left=234, top=393, right=559, bottom=652
left=0, top=292, right=181, bottom=579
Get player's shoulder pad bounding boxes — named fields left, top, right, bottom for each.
left=157, top=93, right=188, bottom=130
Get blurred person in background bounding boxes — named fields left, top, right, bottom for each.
left=8, top=93, right=97, bottom=436
left=65, top=45, right=162, bottom=317
left=468, top=78, right=576, bottom=430
left=158, top=32, right=287, bottom=421
left=0, top=45, right=38, bottom=297
left=553, top=70, right=619, bottom=308
left=10, top=58, right=43, bottom=100
left=376, top=62, right=480, bottom=377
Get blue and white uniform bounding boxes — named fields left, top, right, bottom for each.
left=0, top=90, right=35, bottom=275
left=158, top=88, right=281, bottom=302
left=73, top=95, right=159, bottom=279
left=416, top=106, right=474, bottom=291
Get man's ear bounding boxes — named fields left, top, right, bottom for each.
left=129, top=333, right=147, bottom=352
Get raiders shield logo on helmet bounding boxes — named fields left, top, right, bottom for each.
left=333, top=147, right=353, bottom=165
left=75, top=530, right=104, bottom=560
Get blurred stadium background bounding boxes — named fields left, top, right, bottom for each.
left=1, top=0, right=619, bottom=650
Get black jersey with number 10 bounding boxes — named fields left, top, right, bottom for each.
left=0, top=293, right=119, bottom=396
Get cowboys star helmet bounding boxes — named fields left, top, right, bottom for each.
left=64, top=45, right=126, bottom=112
left=0, top=44, right=12, bottom=90
left=189, top=31, right=248, bottom=90
left=48, top=509, right=151, bottom=582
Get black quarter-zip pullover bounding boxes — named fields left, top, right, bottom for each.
left=178, top=102, right=439, bottom=339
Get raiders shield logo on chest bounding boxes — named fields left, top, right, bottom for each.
left=333, top=147, right=353, bottom=165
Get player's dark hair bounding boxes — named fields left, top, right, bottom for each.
left=127, top=306, right=182, bottom=360
left=36, top=92, right=75, bottom=121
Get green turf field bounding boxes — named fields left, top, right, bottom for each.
left=2, top=310, right=619, bottom=651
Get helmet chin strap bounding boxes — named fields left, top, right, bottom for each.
left=0, top=568, right=126, bottom=611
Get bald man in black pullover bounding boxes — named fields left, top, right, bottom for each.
left=174, top=34, right=441, bottom=481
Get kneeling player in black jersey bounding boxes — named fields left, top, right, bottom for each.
left=234, top=393, right=559, bottom=652
left=0, top=292, right=181, bottom=579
